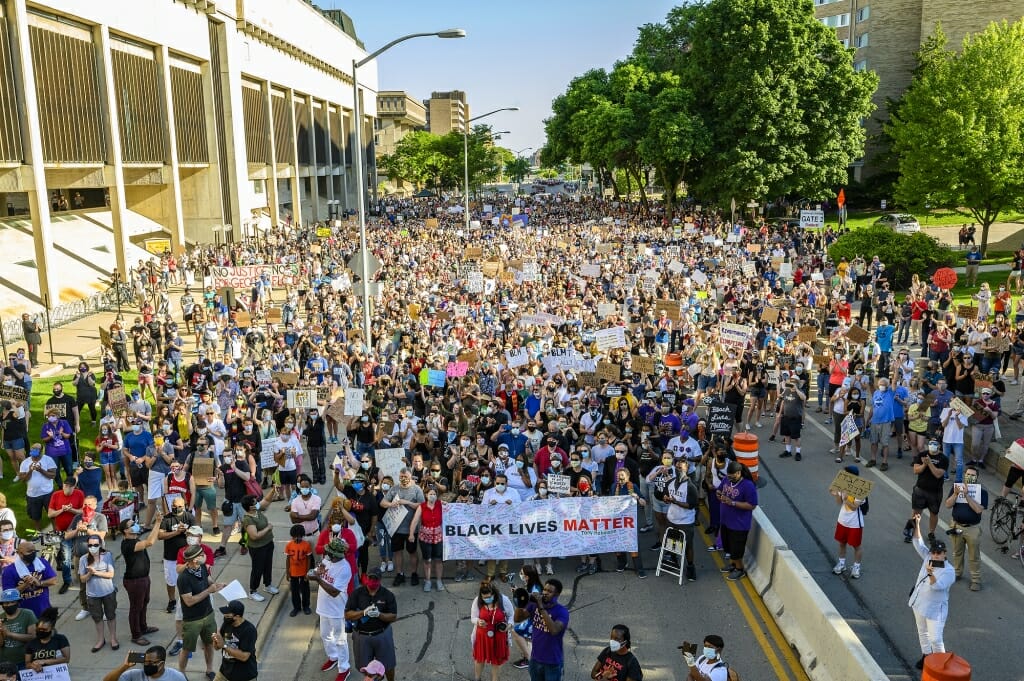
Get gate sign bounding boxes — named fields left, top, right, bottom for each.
left=799, top=210, right=825, bottom=229
left=210, top=264, right=299, bottom=288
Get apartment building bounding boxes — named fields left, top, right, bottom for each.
left=424, top=90, right=470, bottom=135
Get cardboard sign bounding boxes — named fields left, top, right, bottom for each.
left=98, top=326, right=112, bottom=349
left=596, top=361, right=621, bottom=383
left=464, top=247, right=483, bottom=259
left=266, top=307, right=282, bottom=323
left=576, top=372, right=601, bottom=389
left=546, top=474, right=571, bottom=495
left=829, top=469, right=874, bottom=499
left=107, top=385, right=128, bottom=417
left=382, top=505, right=411, bottom=537
left=597, top=303, right=617, bottom=319
left=316, top=385, right=332, bottom=404
left=0, top=384, right=29, bottom=402
left=191, top=457, right=215, bottom=484
left=654, top=299, right=682, bottom=322
left=1005, top=440, right=1024, bottom=468
left=845, top=324, right=870, bottom=345
left=956, top=305, right=977, bottom=321
left=741, top=262, right=757, bottom=278
left=458, top=350, right=479, bottom=366
left=950, top=397, right=975, bottom=420
left=286, top=390, right=318, bottom=409
left=481, top=261, right=501, bottom=278
left=272, top=372, right=299, bottom=387
left=581, top=264, right=602, bottom=278
left=46, top=402, right=66, bottom=419
left=630, top=354, right=656, bottom=377
left=426, top=217, right=439, bottom=228
left=798, top=326, right=818, bottom=343
left=761, top=307, right=780, bottom=323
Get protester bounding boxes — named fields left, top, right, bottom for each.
left=212, top=600, right=258, bottom=681
left=714, top=462, right=757, bottom=581
left=591, top=624, right=642, bottom=681
left=176, top=544, right=226, bottom=678
left=907, top=516, right=955, bottom=670
left=682, top=634, right=729, bottom=681
left=1, top=541, right=57, bottom=618
left=470, top=580, right=513, bottom=681
left=312, top=538, right=354, bottom=680
left=943, top=463, right=988, bottom=592
left=830, top=465, right=867, bottom=579
left=240, top=493, right=282, bottom=602
left=120, top=518, right=162, bottom=646
left=104, top=645, right=187, bottom=681
left=408, top=484, right=444, bottom=592
left=23, top=607, right=69, bottom=672
left=0, top=588, right=36, bottom=667
left=19, top=445, right=57, bottom=532
left=513, top=579, right=569, bottom=681
left=285, top=524, right=314, bottom=617
left=345, top=566, right=398, bottom=681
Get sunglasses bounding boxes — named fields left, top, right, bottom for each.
left=87, top=543, right=101, bottom=548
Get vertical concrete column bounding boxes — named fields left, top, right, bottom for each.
left=340, top=109, right=350, bottom=212
left=95, top=25, right=131, bottom=282
left=261, top=81, right=280, bottom=229
left=324, top=105, right=335, bottom=217
left=306, top=96, right=320, bottom=222
left=285, top=88, right=302, bottom=228
left=212, top=21, right=248, bottom=241
left=8, top=0, right=57, bottom=306
left=156, top=45, right=186, bottom=253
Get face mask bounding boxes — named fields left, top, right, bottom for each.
left=570, top=460, right=581, bottom=470
left=1, top=604, right=17, bottom=615
left=511, top=428, right=520, bottom=436
left=481, top=476, right=491, bottom=485
left=48, top=416, right=57, bottom=424
left=427, top=493, right=438, bottom=502
left=88, top=545, right=100, bottom=555
left=609, top=639, right=622, bottom=653
left=243, top=426, right=253, bottom=433
left=352, top=482, right=365, bottom=493
left=300, top=487, right=312, bottom=496
left=703, top=647, right=717, bottom=660
left=406, top=411, right=413, bottom=418
left=879, top=385, right=888, bottom=392
left=494, top=484, right=506, bottom=493
left=143, top=664, right=162, bottom=677
left=35, top=630, right=51, bottom=641
left=850, top=393, right=860, bottom=400
left=186, top=537, right=200, bottom=546
left=928, top=444, right=939, bottom=452
left=514, top=459, right=525, bottom=470
left=0, top=531, right=12, bottom=541
left=468, top=460, right=479, bottom=469
left=132, top=425, right=142, bottom=433
left=662, top=458, right=673, bottom=466
left=538, top=488, right=548, bottom=497
left=331, top=523, right=343, bottom=533
left=130, top=524, right=142, bottom=534
left=22, top=552, right=36, bottom=563
left=550, top=460, right=561, bottom=468
left=360, top=461, right=371, bottom=470
left=461, top=439, right=471, bottom=448
left=615, top=451, right=626, bottom=460
left=381, top=484, right=391, bottom=492
left=254, top=502, right=261, bottom=511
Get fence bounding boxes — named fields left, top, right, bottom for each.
left=1, top=283, right=134, bottom=346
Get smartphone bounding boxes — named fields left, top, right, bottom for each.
left=929, top=559, right=945, bottom=569
left=128, top=651, right=147, bottom=664
left=678, top=641, right=699, bottom=656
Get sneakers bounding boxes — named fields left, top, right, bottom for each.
left=58, top=583, right=70, bottom=595
left=250, top=592, right=266, bottom=602
left=168, top=640, right=183, bottom=657
left=512, top=658, right=529, bottom=669
left=410, top=572, right=420, bottom=586
left=423, top=581, right=432, bottom=592
left=649, top=542, right=662, bottom=552
left=879, top=462, right=889, bottom=471
left=969, top=582, right=982, bottom=592
left=75, top=609, right=91, bottom=621
left=639, top=523, right=654, bottom=533
left=575, top=563, right=589, bottom=574
left=214, top=546, right=227, bottom=558
left=393, top=573, right=406, bottom=587
left=726, top=568, right=747, bottom=581
left=835, top=457, right=844, bottom=464
left=637, top=569, right=647, bottom=579
left=719, top=564, right=734, bottom=574
left=545, top=564, right=554, bottom=575
left=779, top=451, right=792, bottom=458
left=794, top=452, right=802, bottom=462
left=435, top=579, right=445, bottom=591
left=334, top=669, right=350, bottom=681
left=211, top=527, right=221, bottom=536
left=903, top=524, right=914, bottom=543
left=850, top=564, right=861, bottom=579
left=767, top=435, right=776, bottom=441
left=587, top=563, right=598, bottom=575
left=832, top=561, right=845, bottom=575
left=263, top=585, right=280, bottom=595
left=321, top=659, right=338, bottom=672
left=166, top=600, right=177, bottom=614
left=685, top=564, right=696, bottom=582
left=386, top=561, right=394, bottom=572
left=707, top=545, right=722, bottom=552
left=865, top=460, right=876, bottom=468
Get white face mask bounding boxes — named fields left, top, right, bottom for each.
left=494, top=484, right=506, bottom=493
left=609, top=639, right=622, bottom=653
left=88, top=546, right=101, bottom=555
left=0, top=531, right=13, bottom=541
left=331, top=524, right=342, bottom=534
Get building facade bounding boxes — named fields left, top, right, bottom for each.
left=424, top=90, right=469, bottom=136
left=375, top=90, right=426, bottom=157
left=814, top=0, right=1024, bottom=176
left=0, top=0, right=376, bottom=306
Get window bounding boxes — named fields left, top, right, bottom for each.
left=854, top=59, right=868, bottom=71
left=815, top=0, right=844, bottom=5
left=839, top=38, right=850, bottom=47
left=857, top=6, right=870, bottom=22
left=820, top=13, right=850, bottom=28
left=855, top=33, right=869, bottom=48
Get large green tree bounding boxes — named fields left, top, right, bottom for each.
left=378, top=125, right=506, bottom=193
left=684, top=0, right=877, bottom=204
left=888, top=21, right=1024, bottom=254
left=505, top=156, right=531, bottom=183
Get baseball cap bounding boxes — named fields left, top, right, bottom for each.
left=219, top=600, right=244, bottom=616
left=360, top=660, right=386, bottom=676
left=187, top=525, right=204, bottom=537
left=929, top=539, right=947, bottom=554
left=0, top=588, right=20, bottom=603
left=366, top=567, right=384, bottom=580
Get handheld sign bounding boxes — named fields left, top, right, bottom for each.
left=829, top=469, right=873, bottom=499
left=707, top=400, right=735, bottom=436
left=546, top=474, right=571, bottom=495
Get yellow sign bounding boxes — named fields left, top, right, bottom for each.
left=144, top=238, right=171, bottom=255
left=316, top=227, right=331, bottom=238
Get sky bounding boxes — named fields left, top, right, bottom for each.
left=324, top=0, right=680, bottom=159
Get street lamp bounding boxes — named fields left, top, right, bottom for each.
left=351, top=28, right=465, bottom=346
left=512, top=147, right=532, bottom=189
left=464, top=107, right=518, bottom=231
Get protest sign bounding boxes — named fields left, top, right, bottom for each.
left=779, top=262, right=793, bottom=279
left=546, top=474, right=571, bottom=495
left=266, top=307, right=282, bottom=323
left=1006, top=440, right=1024, bottom=468
left=829, top=469, right=874, bottom=499
left=382, top=505, right=411, bottom=537
left=259, top=439, right=279, bottom=470
left=845, top=324, right=870, bottom=345
left=956, top=305, right=977, bottom=321
left=446, top=361, right=469, bottom=377
left=426, top=217, right=439, bottom=228
left=719, top=323, right=753, bottom=351
left=654, top=299, right=682, bottom=322
left=581, top=264, right=601, bottom=278
left=272, top=372, right=299, bottom=387
left=597, top=303, right=617, bottom=319
left=594, top=327, right=627, bottom=352
left=191, top=457, right=215, bottom=484
left=691, top=270, right=707, bottom=286
left=458, top=350, right=479, bottom=366
left=18, top=662, right=71, bottom=681
left=760, top=307, right=779, bottom=323
left=467, top=271, right=484, bottom=293
left=107, top=385, right=128, bottom=417
left=464, top=247, right=483, bottom=259
left=630, top=354, right=656, bottom=377
left=426, top=369, right=447, bottom=388
left=0, top=384, right=29, bottom=402
left=442, top=496, right=637, bottom=560
left=950, top=397, right=975, bottom=420
left=375, top=447, right=406, bottom=483
left=707, top=400, right=735, bottom=436
left=799, top=209, right=825, bottom=229
left=667, top=260, right=685, bottom=274
left=576, top=372, right=601, bottom=389
left=596, top=361, right=621, bottom=383
left=344, top=388, right=364, bottom=416
left=741, top=262, right=756, bottom=278
left=255, top=370, right=271, bottom=387
left=798, top=326, right=818, bottom=343
left=210, top=264, right=298, bottom=288
left=98, top=326, right=112, bottom=349
left=505, top=347, right=530, bottom=369
left=838, top=414, right=860, bottom=447
left=286, top=390, right=317, bottom=409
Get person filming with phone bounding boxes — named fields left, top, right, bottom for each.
left=681, top=634, right=730, bottom=680
left=907, top=515, right=955, bottom=670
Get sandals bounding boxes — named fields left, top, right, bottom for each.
left=132, top=638, right=151, bottom=646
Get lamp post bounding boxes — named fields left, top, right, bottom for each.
left=513, top=147, right=532, bottom=190
left=464, top=107, right=518, bottom=231
left=351, top=28, right=465, bottom=347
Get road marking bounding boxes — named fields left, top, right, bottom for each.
left=805, top=416, right=1024, bottom=598
left=697, top=523, right=810, bottom=681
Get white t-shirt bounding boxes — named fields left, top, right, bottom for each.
left=695, top=656, right=729, bottom=681
left=277, top=433, right=303, bottom=471
left=836, top=496, right=866, bottom=529
left=315, top=556, right=352, bottom=619
left=666, top=476, right=697, bottom=526
left=20, top=455, right=57, bottom=497
left=940, top=407, right=966, bottom=444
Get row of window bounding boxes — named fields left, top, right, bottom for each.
left=819, top=6, right=870, bottom=27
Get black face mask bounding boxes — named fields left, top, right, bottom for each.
left=143, top=663, right=162, bottom=677
left=36, top=629, right=51, bottom=641
left=2, top=604, right=17, bottom=615
left=21, top=552, right=36, bottom=564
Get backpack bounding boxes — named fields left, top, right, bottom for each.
left=710, top=661, right=741, bottom=681
left=860, top=497, right=870, bottom=516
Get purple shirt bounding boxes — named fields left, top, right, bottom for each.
left=40, top=419, right=72, bottom=457
left=2, top=557, right=57, bottom=617
left=526, top=599, right=570, bottom=665
left=718, top=477, right=758, bottom=531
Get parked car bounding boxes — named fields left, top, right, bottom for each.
left=874, top=213, right=921, bottom=234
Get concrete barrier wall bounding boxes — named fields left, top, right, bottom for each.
left=744, top=508, right=889, bottom=681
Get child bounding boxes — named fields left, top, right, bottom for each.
left=830, top=464, right=867, bottom=579
left=285, top=523, right=313, bottom=617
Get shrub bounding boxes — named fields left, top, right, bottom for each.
left=827, top=225, right=956, bottom=289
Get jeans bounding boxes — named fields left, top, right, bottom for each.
left=816, top=373, right=827, bottom=409
left=913, top=611, right=947, bottom=655
left=637, top=477, right=655, bottom=526
left=123, top=575, right=152, bottom=639
left=897, top=318, right=911, bottom=344
left=59, top=539, right=74, bottom=584
left=529, top=660, right=564, bottom=681
left=943, top=442, right=965, bottom=482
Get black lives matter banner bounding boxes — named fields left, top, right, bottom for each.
left=441, top=496, right=637, bottom=560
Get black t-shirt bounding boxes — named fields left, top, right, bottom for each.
left=160, top=511, right=196, bottom=561
left=121, top=538, right=151, bottom=579
left=45, top=394, right=77, bottom=424
left=25, top=634, right=69, bottom=664
left=220, top=461, right=251, bottom=503
left=914, top=452, right=948, bottom=494
left=218, top=619, right=258, bottom=681
left=347, top=585, right=397, bottom=635
left=177, top=564, right=213, bottom=621
left=594, top=648, right=644, bottom=681
left=1, top=409, right=27, bottom=441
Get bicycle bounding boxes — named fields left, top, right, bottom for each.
left=21, top=529, right=66, bottom=572
left=989, top=490, right=1024, bottom=566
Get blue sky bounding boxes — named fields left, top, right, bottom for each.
left=327, top=0, right=679, bottom=158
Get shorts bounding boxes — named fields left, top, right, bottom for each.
left=27, top=494, right=52, bottom=521
left=420, top=539, right=443, bottom=561
left=1010, top=270, right=1022, bottom=280
left=100, top=450, right=121, bottom=466
left=279, top=469, right=297, bottom=486
left=221, top=502, right=243, bottom=526
left=650, top=496, right=669, bottom=515
left=148, top=471, right=165, bottom=500
left=697, top=375, right=718, bottom=391
left=892, top=419, right=906, bottom=436
left=87, top=591, right=118, bottom=622
left=391, top=533, right=417, bottom=554
left=834, top=524, right=863, bottom=548
left=130, top=465, right=148, bottom=488
left=1004, top=466, right=1024, bottom=489
left=868, top=425, right=891, bottom=447
left=164, top=559, right=179, bottom=587
left=912, top=486, right=942, bottom=515
left=194, top=486, right=218, bottom=511
left=779, top=417, right=802, bottom=439
left=720, top=526, right=750, bottom=561
left=182, top=611, right=217, bottom=652
left=750, top=386, right=767, bottom=399
left=352, top=627, right=396, bottom=670
left=3, top=438, right=25, bottom=451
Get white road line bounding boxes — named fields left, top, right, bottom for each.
left=804, top=415, right=1024, bottom=598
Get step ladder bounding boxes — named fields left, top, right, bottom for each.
left=655, top=527, right=687, bottom=585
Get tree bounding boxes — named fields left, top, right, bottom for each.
left=378, top=125, right=506, bottom=193
left=887, top=21, right=1024, bottom=254
left=505, top=156, right=531, bottom=183
left=828, top=226, right=955, bottom=288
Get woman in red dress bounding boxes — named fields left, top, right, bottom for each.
left=470, top=580, right=512, bottom=681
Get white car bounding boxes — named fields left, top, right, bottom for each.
left=874, top=213, right=921, bottom=234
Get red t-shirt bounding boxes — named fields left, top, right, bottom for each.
left=175, top=543, right=215, bottom=568
left=49, top=489, right=85, bottom=532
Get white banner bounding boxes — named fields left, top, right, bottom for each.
left=375, top=447, right=406, bottom=483
left=209, top=264, right=299, bottom=289
left=442, top=496, right=638, bottom=560
left=719, top=323, right=753, bottom=351
left=799, top=209, right=825, bottom=228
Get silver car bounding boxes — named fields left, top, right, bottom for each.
left=874, top=213, right=921, bottom=234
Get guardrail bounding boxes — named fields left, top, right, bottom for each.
left=1, top=284, right=134, bottom=346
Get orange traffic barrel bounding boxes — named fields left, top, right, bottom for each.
left=923, top=653, right=971, bottom=681
left=665, top=352, right=683, bottom=370
left=733, top=432, right=759, bottom=481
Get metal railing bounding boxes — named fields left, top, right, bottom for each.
left=1, top=283, right=134, bottom=345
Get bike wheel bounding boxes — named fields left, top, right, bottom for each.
left=990, top=498, right=1014, bottom=544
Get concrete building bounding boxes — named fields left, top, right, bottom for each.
left=814, top=0, right=1024, bottom=177
left=424, top=90, right=469, bottom=136
left=374, top=90, right=426, bottom=196
left=0, top=0, right=377, bottom=308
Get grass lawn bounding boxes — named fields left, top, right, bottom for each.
left=948, top=270, right=1014, bottom=309
left=1, top=370, right=139, bottom=530
left=827, top=209, right=1024, bottom=231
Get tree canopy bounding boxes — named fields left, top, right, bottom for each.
left=378, top=125, right=509, bottom=194
left=887, top=20, right=1024, bottom=254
